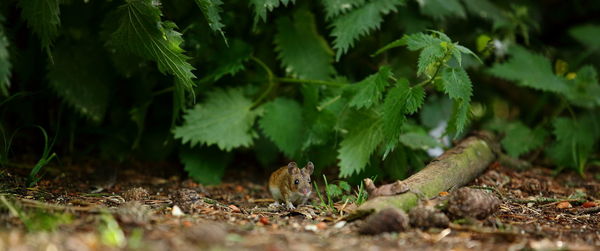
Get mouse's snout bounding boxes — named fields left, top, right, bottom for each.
left=301, top=187, right=311, bottom=195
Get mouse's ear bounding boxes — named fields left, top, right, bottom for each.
left=305, top=161, right=314, bottom=174
left=287, top=162, right=298, bottom=174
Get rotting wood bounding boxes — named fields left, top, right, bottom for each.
left=351, top=131, right=498, bottom=218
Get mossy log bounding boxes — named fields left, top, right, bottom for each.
left=353, top=132, right=497, bottom=217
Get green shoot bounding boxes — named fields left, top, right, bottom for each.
left=27, top=126, right=58, bottom=187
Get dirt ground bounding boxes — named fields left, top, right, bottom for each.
left=1, top=159, right=600, bottom=251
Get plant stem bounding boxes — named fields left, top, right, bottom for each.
left=250, top=56, right=276, bottom=109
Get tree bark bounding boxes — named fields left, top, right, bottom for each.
left=352, top=132, right=497, bottom=217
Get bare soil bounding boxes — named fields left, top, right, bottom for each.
left=1, top=160, right=599, bottom=250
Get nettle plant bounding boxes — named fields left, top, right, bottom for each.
left=175, top=31, right=479, bottom=179
left=1, top=0, right=599, bottom=183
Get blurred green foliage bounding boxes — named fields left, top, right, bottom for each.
left=0, top=0, right=599, bottom=183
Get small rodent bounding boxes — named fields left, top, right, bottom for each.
left=268, top=161, right=314, bottom=209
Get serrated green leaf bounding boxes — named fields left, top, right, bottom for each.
left=399, top=132, right=442, bottom=150
left=338, top=110, right=383, bottom=177
left=194, top=0, right=227, bottom=43
left=382, top=79, right=410, bottom=143
left=569, top=24, right=600, bottom=50
left=372, top=38, right=406, bottom=56
left=442, top=67, right=472, bottom=101
left=404, top=86, right=425, bottom=114
left=322, top=0, right=366, bottom=19
left=455, top=44, right=482, bottom=64
left=208, top=40, right=252, bottom=81
left=19, top=0, right=60, bottom=52
left=48, top=44, right=110, bottom=123
left=348, top=66, right=392, bottom=108
left=174, top=88, right=261, bottom=151
left=547, top=115, right=600, bottom=172
left=331, top=0, right=404, bottom=60
left=501, top=122, right=547, bottom=157
left=417, top=45, right=444, bottom=76
left=565, top=65, right=600, bottom=108
left=303, top=110, right=337, bottom=149
left=108, top=0, right=196, bottom=91
left=447, top=99, right=470, bottom=138
left=250, top=0, right=295, bottom=25
left=180, top=146, right=232, bottom=185
left=419, top=0, right=466, bottom=19
left=275, top=10, right=334, bottom=80
left=259, top=98, right=304, bottom=157
left=404, top=32, right=443, bottom=51
left=0, top=24, right=10, bottom=96
left=488, top=45, right=567, bottom=93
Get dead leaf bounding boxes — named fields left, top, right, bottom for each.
left=556, top=201, right=572, bottom=209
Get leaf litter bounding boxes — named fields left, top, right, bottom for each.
left=0, top=159, right=599, bottom=250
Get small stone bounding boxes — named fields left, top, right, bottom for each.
left=409, top=205, right=449, bottom=229
left=438, top=191, right=449, bottom=197
left=172, top=205, right=185, bottom=216
left=358, top=208, right=409, bottom=235
left=316, top=222, right=327, bottom=230
left=304, top=224, right=318, bottom=232
left=121, top=187, right=149, bottom=201
left=447, top=187, right=501, bottom=219
left=556, top=201, right=572, bottom=209
left=334, top=221, right=347, bottom=229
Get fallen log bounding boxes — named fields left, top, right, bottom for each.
left=352, top=132, right=497, bottom=217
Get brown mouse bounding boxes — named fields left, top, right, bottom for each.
left=268, top=161, right=314, bottom=209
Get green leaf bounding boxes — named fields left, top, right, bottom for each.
left=547, top=115, right=600, bottom=172
left=404, top=32, right=444, bottom=51
left=488, top=45, right=567, bottom=93
left=501, top=122, right=547, bottom=157
left=174, top=88, right=261, bottom=151
left=404, top=86, right=425, bottom=114
left=180, top=146, right=232, bottom=185
left=331, top=0, right=404, bottom=60
left=321, top=0, right=366, bottom=20
left=208, top=40, right=252, bottom=81
left=47, top=44, right=110, bottom=123
left=275, top=10, right=335, bottom=80
left=259, top=98, right=304, bottom=157
left=250, top=0, right=295, bottom=25
left=417, top=45, right=445, bottom=76
left=0, top=24, right=10, bottom=96
left=108, top=0, right=196, bottom=92
left=19, top=0, right=60, bottom=52
left=338, top=110, right=383, bottom=177
left=399, top=132, right=442, bottom=150
left=348, top=66, right=392, bottom=109
left=419, top=0, right=466, bottom=20
left=194, top=0, right=227, bottom=43
left=569, top=24, right=600, bottom=51
left=564, top=65, right=600, bottom=108
left=382, top=79, right=409, bottom=143
left=442, top=67, right=472, bottom=101
left=446, top=99, right=470, bottom=137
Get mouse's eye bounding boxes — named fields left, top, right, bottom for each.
left=294, top=179, right=299, bottom=184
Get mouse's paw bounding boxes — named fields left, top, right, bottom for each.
left=285, top=201, right=296, bottom=210
left=268, top=201, right=281, bottom=209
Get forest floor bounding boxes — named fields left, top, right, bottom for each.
left=1, top=158, right=600, bottom=251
